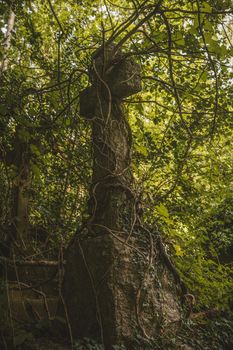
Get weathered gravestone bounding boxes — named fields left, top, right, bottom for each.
left=61, top=45, right=182, bottom=349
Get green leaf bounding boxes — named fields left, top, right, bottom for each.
left=64, top=117, right=71, bottom=126
left=30, top=144, right=41, bottom=156
left=156, top=204, right=169, bottom=218
left=31, top=163, right=41, bottom=180
left=209, top=40, right=221, bottom=54
left=174, top=244, right=184, bottom=257
left=193, top=15, right=199, bottom=29
left=174, top=33, right=185, bottom=46
left=135, top=144, right=148, bottom=156
left=204, top=32, right=212, bottom=44
left=211, top=34, right=219, bottom=41
left=219, top=45, right=228, bottom=57
left=201, top=2, right=212, bottom=13
left=203, top=19, right=213, bottom=31
left=153, top=32, right=167, bottom=43
left=200, top=71, right=208, bottom=82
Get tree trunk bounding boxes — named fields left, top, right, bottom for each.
left=61, top=45, right=182, bottom=349
left=0, top=7, right=31, bottom=249
left=0, top=8, right=15, bottom=74
left=11, top=127, right=31, bottom=246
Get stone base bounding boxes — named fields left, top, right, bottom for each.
left=62, top=233, right=182, bottom=348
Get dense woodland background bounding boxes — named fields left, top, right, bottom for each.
left=0, top=0, right=233, bottom=349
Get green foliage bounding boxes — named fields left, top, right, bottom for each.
left=0, top=279, right=8, bottom=330
left=0, top=0, right=232, bottom=314
left=74, top=338, right=104, bottom=350
left=173, top=316, right=233, bottom=350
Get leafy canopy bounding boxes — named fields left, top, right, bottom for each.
left=0, top=0, right=232, bottom=309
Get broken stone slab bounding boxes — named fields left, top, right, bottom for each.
left=80, top=47, right=141, bottom=120
left=62, top=234, right=182, bottom=349
left=105, top=57, right=141, bottom=99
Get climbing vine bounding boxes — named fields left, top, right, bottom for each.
left=0, top=2, right=232, bottom=347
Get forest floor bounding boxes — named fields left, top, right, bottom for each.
left=1, top=311, right=233, bottom=350
left=1, top=269, right=232, bottom=349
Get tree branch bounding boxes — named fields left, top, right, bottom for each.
left=0, top=256, right=65, bottom=266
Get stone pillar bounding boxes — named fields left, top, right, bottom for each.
left=62, top=46, right=182, bottom=349
left=79, top=45, right=141, bottom=234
